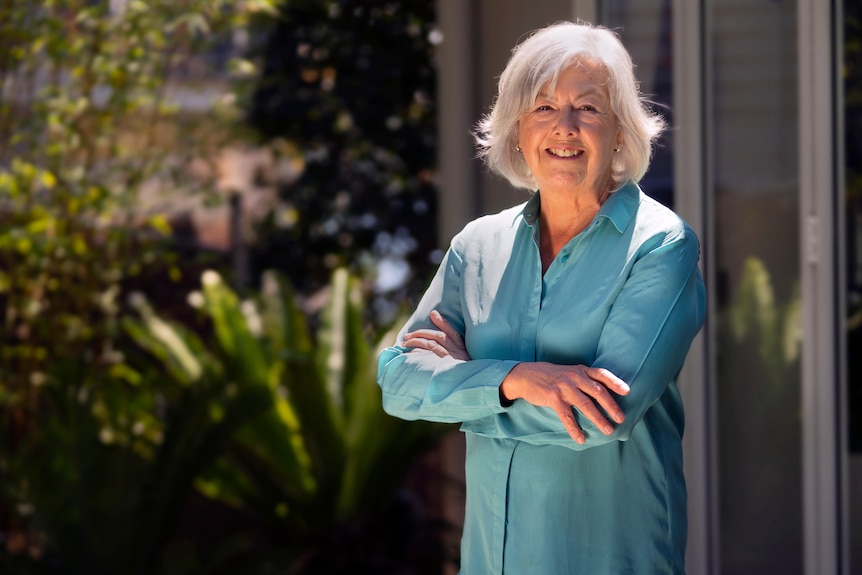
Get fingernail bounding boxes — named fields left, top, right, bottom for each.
left=603, top=425, right=613, bottom=434
left=615, top=413, right=625, bottom=423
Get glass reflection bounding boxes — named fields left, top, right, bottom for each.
left=711, top=1, right=802, bottom=573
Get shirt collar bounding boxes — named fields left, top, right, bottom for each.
left=518, top=193, right=541, bottom=226
left=515, top=179, right=640, bottom=233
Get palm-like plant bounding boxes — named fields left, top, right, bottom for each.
left=126, top=268, right=454, bottom=573
left=0, top=285, right=275, bottom=575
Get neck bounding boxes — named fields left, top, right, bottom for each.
left=540, top=186, right=607, bottom=235
left=537, top=186, right=610, bottom=273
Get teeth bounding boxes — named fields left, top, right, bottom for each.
left=548, top=148, right=581, bottom=157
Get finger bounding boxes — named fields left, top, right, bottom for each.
left=553, top=403, right=586, bottom=445
left=589, top=367, right=630, bottom=395
left=430, top=310, right=465, bottom=345
left=403, top=337, right=448, bottom=358
left=576, top=378, right=625, bottom=424
left=405, top=329, right=459, bottom=358
left=568, top=391, right=616, bottom=435
left=404, top=328, right=447, bottom=343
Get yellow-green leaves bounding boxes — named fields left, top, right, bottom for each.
left=127, top=267, right=449, bottom=533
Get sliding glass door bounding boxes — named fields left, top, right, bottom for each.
left=843, top=1, right=862, bottom=572
left=711, top=1, right=803, bottom=573
left=600, top=1, right=805, bottom=572
left=594, top=1, right=856, bottom=572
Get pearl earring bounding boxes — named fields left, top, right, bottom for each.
left=516, top=145, right=521, bottom=152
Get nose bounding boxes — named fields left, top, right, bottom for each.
left=553, top=107, right=579, bottom=135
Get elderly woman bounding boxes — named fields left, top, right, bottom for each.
left=377, top=21, right=705, bottom=574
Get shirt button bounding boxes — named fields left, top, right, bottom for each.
left=561, top=255, right=569, bottom=263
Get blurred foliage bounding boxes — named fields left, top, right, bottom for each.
left=244, top=0, right=440, bottom=324
left=725, top=257, right=802, bottom=385
left=124, top=268, right=455, bottom=574
left=717, top=257, right=803, bottom=565
left=0, top=0, right=275, bottom=570
left=1, top=2, right=455, bottom=573
left=0, top=0, right=273, bottom=406
left=0, top=294, right=273, bottom=575
left=1, top=266, right=455, bottom=573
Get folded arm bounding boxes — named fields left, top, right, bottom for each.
left=463, top=231, right=706, bottom=450
left=376, top=246, right=520, bottom=423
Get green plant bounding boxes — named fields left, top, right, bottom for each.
left=0, top=1, right=277, bottom=572
left=125, top=268, right=455, bottom=573
left=0, top=331, right=272, bottom=575
left=0, top=0, right=273, bottom=395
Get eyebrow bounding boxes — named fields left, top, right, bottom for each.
left=537, top=87, right=603, bottom=101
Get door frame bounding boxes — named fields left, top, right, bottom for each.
left=798, top=0, right=845, bottom=574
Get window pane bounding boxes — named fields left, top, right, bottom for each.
left=601, top=0, right=674, bottom=208
left=711, top=1, right=803, bottom=573
left=843, top=0, right=862, bottom=572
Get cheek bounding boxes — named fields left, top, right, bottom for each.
left=518, top=122, right=536, bottom=146
left=594, top=124, right=618, bottom=149
left=517, top=115, right=530, bottom=138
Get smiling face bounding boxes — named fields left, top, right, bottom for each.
left=517, top=62, right=620, bottom=199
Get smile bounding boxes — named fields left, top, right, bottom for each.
left=547, top=148, right=583, bottom=158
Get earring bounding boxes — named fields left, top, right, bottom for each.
left=614, top=147, right=620, bottom=152
left=516, top=145, right=521, bottom=152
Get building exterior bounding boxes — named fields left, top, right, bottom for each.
left=434, top=1, right=855, bottom=573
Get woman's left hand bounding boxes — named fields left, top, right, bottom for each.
left=403, top=310, right=471, bottom=361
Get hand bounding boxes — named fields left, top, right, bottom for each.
left=500, top=363, right=630, bottom=444
left=403, top=310, right=471, bottom=361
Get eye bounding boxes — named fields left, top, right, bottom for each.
left=579, top=104, right=598, bottom=112
left=535, top=105, right=553, bottom=112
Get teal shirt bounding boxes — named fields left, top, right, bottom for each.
left=377, top=181, right=706, bottom=574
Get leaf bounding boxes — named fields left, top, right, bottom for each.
left=259, top=270, right=312, bottom=355
left=259, top=271, right=344, bottom=495
left=131, top=377, right=273, bottom=574
left=201, top=270, right=270, bottom=385
left=234, top=393, right=318, bottom=502
left=124, top=293, right=218, bottom=385
left=197, top=270, right=319, bottom=505
left=146, top=214, right=172, bottom=236
left=166, top=12, right=211, bottom=35
left=315, top=268, right=369, bottom=421
left=335, top=318, right=449, bottom=518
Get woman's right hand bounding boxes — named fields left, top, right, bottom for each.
left=402, top=309, right=471, bottom=361
left=500, top=363, right=630, bottom=445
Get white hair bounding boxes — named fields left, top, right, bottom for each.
left=475, top=21, right=666, bottom=191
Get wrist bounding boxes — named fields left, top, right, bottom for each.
left=499, top=366, right=522, bottom=406
left=499, top=384, right=515, bottom=407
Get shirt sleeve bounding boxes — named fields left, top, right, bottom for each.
left=460, top=226, right=706, bottom=450
left=376, top=242, right=521, bottom=423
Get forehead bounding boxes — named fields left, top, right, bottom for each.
left=539, top=60, right=611, bottom=98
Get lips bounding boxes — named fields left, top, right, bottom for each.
left=547, top=148, right=583, bottom=158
